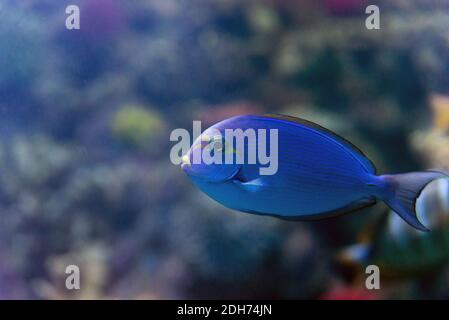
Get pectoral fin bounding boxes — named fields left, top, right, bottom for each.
left=232, top=177, right=265, bottom=193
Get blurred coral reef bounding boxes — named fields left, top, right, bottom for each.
left=0, top=0, right=449, bottom=299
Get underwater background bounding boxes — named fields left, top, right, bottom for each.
left=1, top=0, right=449, bottom=299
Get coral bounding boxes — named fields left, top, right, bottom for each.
left=112, top=105, right=165, bottom=150
left=1, top=0, right=449, bottom=300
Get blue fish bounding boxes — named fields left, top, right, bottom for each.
left=181, top=114, right=447, bottom=231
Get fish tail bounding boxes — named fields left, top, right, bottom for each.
left=379, top=170, right=449, bottom=232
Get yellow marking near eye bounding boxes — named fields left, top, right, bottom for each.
left=223, top=141, right=239, bottom=155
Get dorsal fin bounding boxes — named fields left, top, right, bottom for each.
left=260, top=113, right=377, bottom=174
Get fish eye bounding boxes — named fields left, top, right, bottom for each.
left=213, top=141, right=223, bottom=151
left=208, top=136, right=224, bottom=151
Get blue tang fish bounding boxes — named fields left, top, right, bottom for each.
left=181, top=114, right=447, bottom=231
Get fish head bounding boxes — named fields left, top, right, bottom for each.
left=181, top=127, right=241, bottom=183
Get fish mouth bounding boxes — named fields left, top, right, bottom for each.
left=180, top=154, right=191, bottom=169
